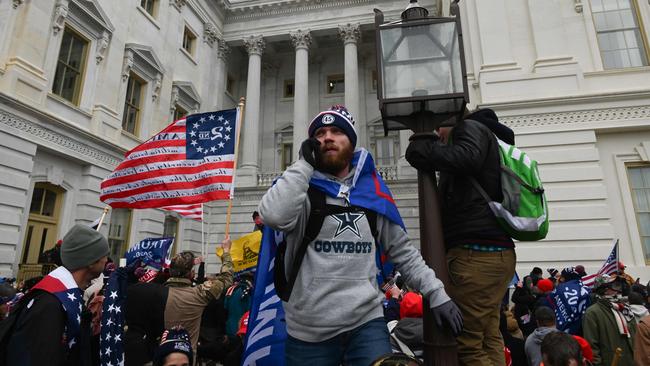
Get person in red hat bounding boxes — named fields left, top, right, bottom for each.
left=616, top=261, right=635, bottom=287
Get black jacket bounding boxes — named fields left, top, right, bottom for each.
left=124, top=282, right=169, bottom=366
left=6, top=290, right=93, bottom=366
left=405, top=110, right=514, bottom=249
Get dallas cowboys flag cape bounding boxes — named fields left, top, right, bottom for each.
left=242, top=148, right=403, bottom=365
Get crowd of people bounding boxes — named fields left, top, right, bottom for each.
left=0, top=223, right=253, bottom=366
left=381, top=263, right=650, bottom=366
left=2, top=103, right=650, bottom=366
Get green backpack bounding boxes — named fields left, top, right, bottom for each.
left=471, top=137, right=549, bottom=241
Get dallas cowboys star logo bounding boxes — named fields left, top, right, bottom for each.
left=332, top=212, right=364, bottom=238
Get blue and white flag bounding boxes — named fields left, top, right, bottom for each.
left=125, top=237, right=174, bottom=270
left=310, top=148, right=405, bottom=230
left=551, top=279, right=591, bottom=335
left=100, top=267, right=128, bottom=366
left=241, top=226, right=287, bottom=366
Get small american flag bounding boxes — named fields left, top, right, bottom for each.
left=100, top=268, right=128, bottom=366
left=162, top=203, right=203, bottom=221
left=582, top=240, right=619, bottom=288
left=100, top=109, right=239, bottom=209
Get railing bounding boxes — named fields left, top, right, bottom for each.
left=257, top=165, right=399, bottom=186
left=17, top=263, right=57, bottom=283
left=257, top=171, right=283, bottom=186
left=377, top=165, right=398, bottom=181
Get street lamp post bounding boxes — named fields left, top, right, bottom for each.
left=374, top=1, right=469, bottom=365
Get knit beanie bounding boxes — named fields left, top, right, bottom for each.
left=153, top=327, right=193, bottom=366
left=60, top=224, right=109, bottom=271
left=399, top=292, right=423, bottom=319
left=308, top=105, right=357, bottom=148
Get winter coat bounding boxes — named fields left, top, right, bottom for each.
left=124, top=281, right=169, bottom=365
left=524, top=327, right=557, bottom=366
left=635, top=315, right=650, bottom=366
left=163, top=253, right=234, bottom=353
left=5, top=290, right=93, bottom=366
left=631, top=304, right=649, bottom=324
left=582, top=298, right=636, bottom=366
left=405, top=110, right=514, bottom=249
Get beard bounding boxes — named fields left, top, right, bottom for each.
left=317, top=142, right=354, bottom=175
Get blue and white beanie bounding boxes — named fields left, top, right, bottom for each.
left=308, top=105, right=357, bottom=148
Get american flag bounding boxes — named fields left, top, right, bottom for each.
left=100, top=268, right=128, bottom=366
left=100, top=109, right=239, bottom=209
left=162, top=203, right=203, bottom=221
left=582, top=240, right=619, bottom=288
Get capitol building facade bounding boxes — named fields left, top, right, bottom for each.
left=1, top=0, right=650, bottom=278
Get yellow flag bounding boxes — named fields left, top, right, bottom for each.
left=217, top=230, right=262, bottom=272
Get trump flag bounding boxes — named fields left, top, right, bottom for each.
left=241, top=226, right=287, bottom=366
left=100, top=109, right=239, bottom=209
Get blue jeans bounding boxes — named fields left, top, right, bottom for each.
left=285, top=317, right=392, bottom=366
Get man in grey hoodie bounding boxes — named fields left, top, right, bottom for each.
left=259, top=105, right=462, bottom=366
left=525, top=306, right=558, bottom=366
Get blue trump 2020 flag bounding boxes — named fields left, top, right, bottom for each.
left=551, top=279, right=591, bottom=334
left=125, top=237, right=174, bottom=270
left=241, top=226, right=287, bottom=366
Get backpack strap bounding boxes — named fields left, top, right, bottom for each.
left=274, top=187, right=328, bottom=302
left=274, top=187, right=385, bottom=302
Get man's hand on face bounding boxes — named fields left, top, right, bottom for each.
left=299, top=137, right=321, bottom=168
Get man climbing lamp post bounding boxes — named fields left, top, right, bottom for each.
left=374, top=0, right=469, bottom=364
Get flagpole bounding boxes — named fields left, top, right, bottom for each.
left=225, top=97, right=246, bottom=238
left=201, top=203, right=205, bottom=258
left=96, top=206, right=110, bottom=232
left=614, top=239, right=621, bottom=275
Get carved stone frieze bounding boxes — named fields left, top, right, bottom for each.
left=290, top=29, right=312, bottom=50
left=152, top=74, right=162, bottom=102
left=0, top=109, right=121, bottom=166
left=52, top=0, right=69, bottom=35
left=338, top=23, right=361, bottom=45
left=217, top=39, right=231, bottom=61
left=170, top=0, right=186, bottom=11
left=574, top=0, right=583, bottom=13
left=499, top=105, right=650, bottom=129
left=243, top=35, right=265, bottom=56
left=203, top=22, right=219, bottom=47
left=121, top=50, right=134, bottom=81
left=95, top=31, right=110, bottom=64
left=13, top=0, right=24, bottom=9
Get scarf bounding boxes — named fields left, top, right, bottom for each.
left=32, top=266, right=83, bottom=348
left=309, top=148, right=405, bottom=229
left=602, top=296, right=634, bottom=337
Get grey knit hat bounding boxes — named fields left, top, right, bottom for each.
left=60, top=224, right=110, bottom=270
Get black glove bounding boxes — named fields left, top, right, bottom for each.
left=431, top=299, right=463, bottom=336
left=299, top=138, right=321, bottom=168
left=405, top=134, right=438, bottom=172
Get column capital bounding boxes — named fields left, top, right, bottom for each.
left=217, top=39, right=231, bottom=61
left=243, top=35, right=265, bottom=56
left=203, top=22, right=219, bottom=47
left=290, top=29, right=312, bottom=50
left=338, top=23, right=361, bottom=45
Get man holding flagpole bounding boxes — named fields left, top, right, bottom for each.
left=259, top=105, right=462, bottom=366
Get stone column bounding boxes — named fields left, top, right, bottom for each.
left=473, top=0, right=517, bottom=70
left=239, top=35, right=265, bottom=187
left=290, top=30, right=312, bottom=160
left=338, top=24, right=363, bottom=146
left=215, top=39, right=230, bottom=109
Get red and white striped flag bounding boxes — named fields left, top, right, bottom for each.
left=581, top=240, right=619, bottom=288
left=100, top=109, right=239, bottom=209
left=162, top=203, right=203, bottom=221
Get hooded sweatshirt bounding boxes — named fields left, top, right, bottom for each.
left=259, top=156, right=450, bottom=342
left=524, top=327, right=557, bottom=366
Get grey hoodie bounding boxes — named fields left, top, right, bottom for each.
left=524, top=326, right=557, bottom=366
left=259, top=154, right=450, bottom=342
